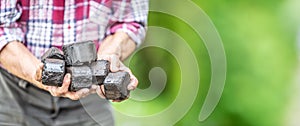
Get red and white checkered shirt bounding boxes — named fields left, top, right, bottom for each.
left=0, top=0, right=148, bottom=59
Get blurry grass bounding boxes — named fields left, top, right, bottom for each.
left=114, top=0, right=299, bottom=125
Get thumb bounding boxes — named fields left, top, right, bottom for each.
left=109, top=55, right=121, bottom=72
left=35, top=63, right=44, bottom=81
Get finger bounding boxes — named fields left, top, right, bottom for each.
left=97, top=55, right=120, bottom=72
left=63, top=86, right=97, bottom=100
left=120, top=67, right=138, bottom=90
left=74, top=88, right=90, bottom=99
left=112, top=99, right=126, bottom=102
left=112, top=100, right=122, bottom=102
left=35, top=63, right=44, bottom=81
left=128, top=76, right=138, bottom=90
left=112, top=95, right=129, bottom=102
left=56, top=86, right=97, bottom=100
left=56, top=73, right=71, bottom=95
left=109, top=55, right=120, bottom=72
left=49, top=86, right=61, bottom=97
left=43, top=85, right=51, bottom=91
left=62, top=73, right=71, bottom=90
left=89, top=85, right=98, bottom=94
left=119, top=65, right=132, bottom=74
left=96, top=85, right=106, bottom=99
left=63, top=92, right=80, bottom=100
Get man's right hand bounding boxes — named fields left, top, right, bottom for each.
left=0, top=41, right=93, bottom=100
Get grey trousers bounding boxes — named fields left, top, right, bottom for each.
left=0, top=68, right=114, bottom=126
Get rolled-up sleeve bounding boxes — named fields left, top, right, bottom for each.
left=107, top=0, right=148, bottom=48
left=0, top=0, right=24, bottom=51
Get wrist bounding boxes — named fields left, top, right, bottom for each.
left=0, top=41, right=47, bottom=90
left=97, top=32, right=136, bottom=61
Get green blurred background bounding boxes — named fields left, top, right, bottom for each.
left=115, top=0, right=300, bottom=125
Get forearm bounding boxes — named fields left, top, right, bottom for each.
left=96, top=31, right=139, bottom=99
left=0, top=41, right=45, bottom=90
left=97, top=32, right=136, bottom=61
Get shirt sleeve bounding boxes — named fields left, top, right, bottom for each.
left=107, top=0, right=148, bottom=48
left=0, top=0, right=24, bottom=51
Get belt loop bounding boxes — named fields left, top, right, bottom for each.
left=51, top=97, right=60, bottom=118
left=18, top=80, right=28, bottom=89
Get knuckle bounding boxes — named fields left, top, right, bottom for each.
left=73, top=96, right=80, bottom=100
left=56, top=89, right=64, bottom=95
left=69, top=96, right=79, bottom=100
left=134, top=79, right=139, bottom=85
left=74, top=94, right=81, bottom=100
left=51, top=92, right=58, bottom=97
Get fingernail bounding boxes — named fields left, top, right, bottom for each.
left=128, top=85, right=135, bottom=90
left=83, top=89, right=89, bottom=94
left=111, top=66, right=117, bottom=72
left=91, top=85, right=97, bottom=89
left=66, top=74, right=70, bottom=78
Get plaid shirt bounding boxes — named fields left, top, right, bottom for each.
left=0, top=0, right=148, bottom=59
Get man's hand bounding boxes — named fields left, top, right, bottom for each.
left=0, top=41, right=46, bottom=90
left=97, top=32, right=138, bottom=102
left=96, top=54, right=138, bottom=102
left=0, top=41, right=94, bottom=100
left=35, top=63, right=97, bottom=100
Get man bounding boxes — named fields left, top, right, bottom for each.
left=0, top=0, right=148, bottom=125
